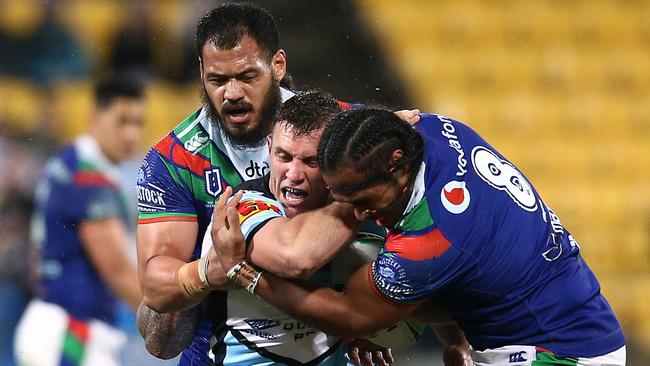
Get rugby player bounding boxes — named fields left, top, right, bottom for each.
left=215, top=109, right=626, bottom=366
left=203, top=90, right=397, bottom=365
left=135, top=3, right=420, bottom=364
left=14, top=74, right=145, bottom=366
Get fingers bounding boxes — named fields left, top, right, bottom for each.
left=215, top=186, right=233, bottom=211
left=348, top=346, right=361, bottom=365
left=383, top=347, right=394, bottom=364
left=225, top=206, right=240, bottom=231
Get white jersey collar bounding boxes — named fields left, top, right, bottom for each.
left=74, top=134, right=121, bottom=184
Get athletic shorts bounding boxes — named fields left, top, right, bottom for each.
left=14, top=299, right=126, bottom=366
left=471, top=345, right=626, bottom=366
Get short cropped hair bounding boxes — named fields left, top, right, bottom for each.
left=94, top=73, right=144, bottom=108
left=275, top=90, right=342, bottom=137
left=196, top=3, right=280, bottom=62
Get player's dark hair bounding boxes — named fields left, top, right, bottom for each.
left=318, top=108, right=423, bottom=191
left=196, top=3, right=279, bottom=62
left=94, top=72, right=144, bottom=109
left=275, top=90, right=342, bottom=137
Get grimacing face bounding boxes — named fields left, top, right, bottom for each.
left=93, top=97, right=144, bottom=163
left=200, top=35, right=285, bottom=147
left=268, top=123, right=329, bottom=219
left=324, top=166, right=410, bottom=228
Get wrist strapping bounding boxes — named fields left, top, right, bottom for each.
left=177, top=260, right=208, bottom=298
left=198, top=252, right=211, bottom=287
left=227, top=260, right=263, bottom=294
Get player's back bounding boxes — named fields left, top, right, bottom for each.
left=393, top=114, right=624, bottom=356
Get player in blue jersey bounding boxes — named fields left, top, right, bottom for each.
left=135, top=3, right=421, bottom=364
left=14, top=74, right=145, bottom=366
left=215, top=109, right=626, bottom=365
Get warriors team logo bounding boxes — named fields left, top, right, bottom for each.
left=204, top=168, right=222, bottom=197
left=440, top=180, right=470, bottom=214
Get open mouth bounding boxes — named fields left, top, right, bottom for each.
left=281, top=187, right=308, bottom=204
left=223, top=105, right=252, bottom=123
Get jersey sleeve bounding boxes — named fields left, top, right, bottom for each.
left=137, top=148, right=197, bottom=223
left=235, top=190, right=286, bottom=245
left=369, top=226, right=471, bottom=304
left=67, top=185, right=123, bottom=222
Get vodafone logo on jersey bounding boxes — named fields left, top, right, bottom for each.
left=440, top=181, right=470, bottom=214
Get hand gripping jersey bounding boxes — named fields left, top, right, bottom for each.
left=369, top=114, right=625, bottom=358
left=32, top=135, right=129, bottom=324
left=136, top=89, right=297, bottom=365
left=200, top=175, right=385, bottom=366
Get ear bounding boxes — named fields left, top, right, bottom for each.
left=270, top=49, right=287, bottom=83
left=266, top=134, right=273, bottom=154
left=388, top=149, right=405, bottom=171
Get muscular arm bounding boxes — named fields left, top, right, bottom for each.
left=79, top=217, right=141, bottom=309
left=137, top=220, right=201, bottom=312
left=248, top=202, right=361, bottom=278
left=212, top=187, right=362, bottom=279
left=251, top=263, right=419, bottom=338
left=137, top=220, right=232, bottom=312
left=136, top=303, right=199, bottom=359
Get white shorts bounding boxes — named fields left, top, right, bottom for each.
left=14, top=299, right=126, bottom=366
left=471, top=344, right=626, bottom=366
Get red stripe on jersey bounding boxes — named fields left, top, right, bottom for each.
left=385, top=228, right=451, bottom=261
left=336, top=100, right=352, bottom=110
left=67, top=317, right=89, bottom=343
left=73, top=172, right=115, bottom=188
left=138, top=216, right=198, bottom=224
left=154, top=134, right=212, bottom=177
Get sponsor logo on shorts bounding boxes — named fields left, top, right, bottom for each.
left=441, top=181, right=470, bottom=214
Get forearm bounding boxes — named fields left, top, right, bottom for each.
left=108, top=266, right=142, bottom=310
left=431, top=322, right=469, bottom=349
left=142, top=256, right=208, bottom=312
left=250, top=202, right=361, bottom=278
left=137, top=303, right=199, bottom=359
left=253, top=273, right=378, bottom=338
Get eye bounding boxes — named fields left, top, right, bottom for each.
left=240, top=74, right=256, bottom=83
left=276, top=152, right=291, bottom=162
left=207, top=75, right=228, bottom=86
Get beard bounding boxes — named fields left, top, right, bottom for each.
left=201, top=79, right=281, bottom=148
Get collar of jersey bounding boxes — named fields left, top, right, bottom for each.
left=74, top=134, right=121, bottom=185
left=399, top=161, right=426, bottom=219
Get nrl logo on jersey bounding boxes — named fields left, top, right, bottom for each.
left=185, top=132, right=209, bottom=154
left=204, top=168, right=222, bottom=197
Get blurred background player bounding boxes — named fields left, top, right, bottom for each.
left=13, top=73, right=144, bottom=366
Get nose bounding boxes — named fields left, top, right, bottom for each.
left=224, top=79, right=244, bottom=102
left=285, top=162, right=305, bottom=183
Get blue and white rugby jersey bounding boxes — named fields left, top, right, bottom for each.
left=369, top=114, right=625, bottom=358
